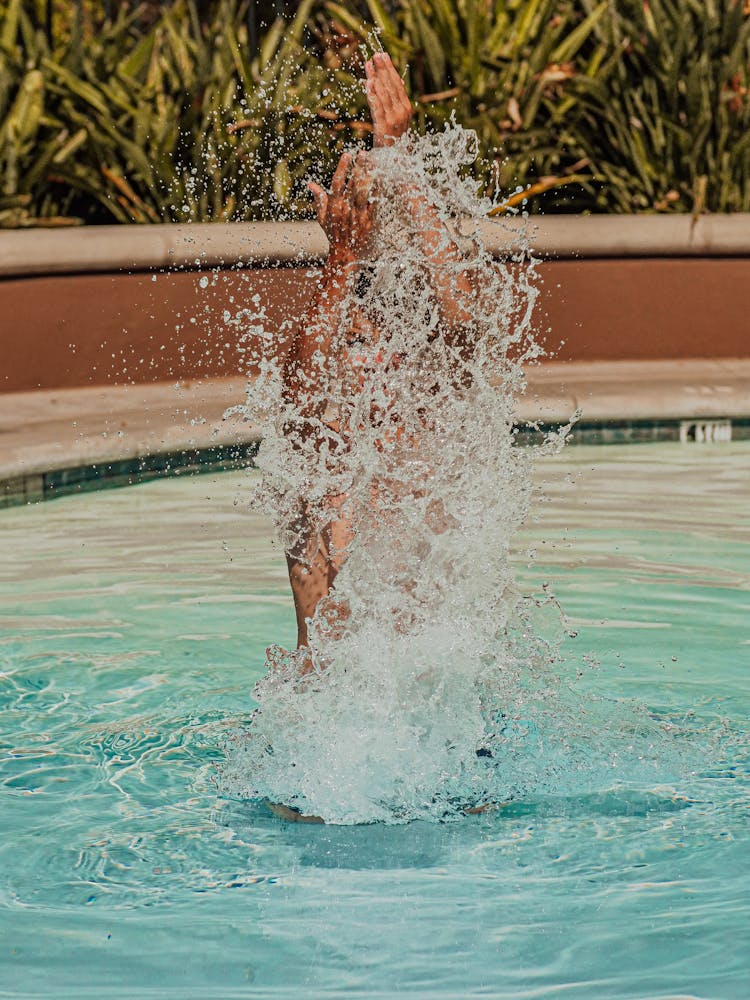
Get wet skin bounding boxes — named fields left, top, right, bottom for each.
left=265, top=58, right=500, bottom=822
left=280, top=53, right=476, bottom=654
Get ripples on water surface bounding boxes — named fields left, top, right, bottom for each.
left=1, top=443, right=748, bottom=998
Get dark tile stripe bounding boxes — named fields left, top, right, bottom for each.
left=2, top=421, right=749, bottom=510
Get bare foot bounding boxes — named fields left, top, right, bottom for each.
left=266, top=801, right=325, bottom=824
left=463, top=802, right=505, bottom=816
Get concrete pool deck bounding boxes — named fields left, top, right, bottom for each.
left=1, top=357, right=749, bottom=507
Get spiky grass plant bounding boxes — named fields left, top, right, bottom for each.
left=570, top=0, right=750, bottom=213
left=42, top=0, right=371, bottom=223
left=1, top=0, right=749, bottom=223
left=329, top=0, right=750, bottom=213
left=326, top=0, right=610, bottom=208
left=0, top=0, right=369, bottom=225
left=0, top=0, right=88, bottom=225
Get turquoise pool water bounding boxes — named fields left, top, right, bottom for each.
left=1, top=442, right=748, bottom=998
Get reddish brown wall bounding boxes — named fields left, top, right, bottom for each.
left=536, top=258, right=750, bottom=362
left=0, top=267, right=312, bottom=392
left=1, top=258, right=748, bottom=392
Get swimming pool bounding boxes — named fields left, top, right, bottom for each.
left=1, top=442, right=748, bottom=998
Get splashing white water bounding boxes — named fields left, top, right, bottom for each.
left=220, top=125, right=672, bottom=823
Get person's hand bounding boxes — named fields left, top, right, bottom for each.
left=364, top=51, right=413, bottom=148
left=308, top=151, right=375, bottom=266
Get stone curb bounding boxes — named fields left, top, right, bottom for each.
left=2, top=215, right=750, bottom=278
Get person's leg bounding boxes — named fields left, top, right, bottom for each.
left=313, top=505, right=354, bottom=643
left=322, top=493, right=355, bottom=583
left=285, top=509, right=330, bottom=651
left=285, top=495, right=354, bottom=653
left=286, top=552, right=327, bottom=650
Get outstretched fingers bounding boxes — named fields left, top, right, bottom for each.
left=372, top=53, right=397, bottom=113
left=365, top=51, right=412, bottom=146
left=310, top=150, right=367, bottom=222
left=349, top=153, right=373, bottom=211
left=309, top=150, right=375, bottom=261
left=379, top=53, right=412, bottom=122
left=364, top=61, right=386, bottom=144
left=307, top=181, right=328, bottom=225
left=331, top=151, right=354, bottom=197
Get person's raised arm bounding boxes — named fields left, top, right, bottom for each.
left=282, top=151, right=375, bottom=408
left=364, top=53, right=476, bottom=330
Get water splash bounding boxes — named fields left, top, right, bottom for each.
left=220, top=125, right=678, bottom=823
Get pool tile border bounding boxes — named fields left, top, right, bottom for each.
left=2, top=418, right=748, bottom=511
left=516, top=416, right=750, bottom=447
left=0, top=442, right=259, bottom=510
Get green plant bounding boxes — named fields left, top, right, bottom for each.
left=326, top=0, right=611, bottom=209
left=570, top=0, right=750, bottom=213
left=326, top=0, right=750, bottom=213
left=0, top=0, right=89, bottom=226
left=1, top=0, right=749, bottom=224
left=45, top=0, right=371, bottom=223
left=0, top=0, right=369, bottom=226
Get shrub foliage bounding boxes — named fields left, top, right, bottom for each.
left=0, top=0, right=748, bottom=225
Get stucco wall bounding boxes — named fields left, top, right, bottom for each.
left=1, top=218, right=748, bottom=393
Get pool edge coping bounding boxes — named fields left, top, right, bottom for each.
left=3, top=360, right=750, bottom=510
left=3, top=215, right=750, bottom=279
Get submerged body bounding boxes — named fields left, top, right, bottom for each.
left=234, top=54, right=557, bottom=824
left=265, top=53, right=482, bottom=821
